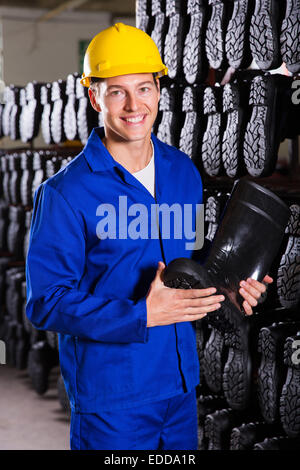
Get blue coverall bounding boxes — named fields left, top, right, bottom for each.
left=26, top=127, right=204, bottom=449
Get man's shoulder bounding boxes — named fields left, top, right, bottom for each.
left=45, top=150, right=87, bottom=194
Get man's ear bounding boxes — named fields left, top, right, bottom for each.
left=156, top=78, right=160, bottom=102
left=88, top=88, right=102, bottom=113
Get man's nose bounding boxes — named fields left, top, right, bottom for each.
left=124, top=92, right=139, bottom=112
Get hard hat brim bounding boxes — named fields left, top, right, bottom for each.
left=81, top=65, right=168, bottom=87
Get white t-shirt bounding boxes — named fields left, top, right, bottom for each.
left=132, top=140, right=155, bottom=198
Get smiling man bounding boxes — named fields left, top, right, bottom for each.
left=88, top=73, right=159, bottom=173
left=26, top=23, right=271, bottom=451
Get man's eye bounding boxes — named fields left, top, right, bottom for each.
left=110, top=90, right=121, bottom=96
left=140, top=87, right=150, bottom=93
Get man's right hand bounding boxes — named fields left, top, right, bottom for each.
left=146, top=261, right=225, bottom=327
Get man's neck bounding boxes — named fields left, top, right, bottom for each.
left=102, top=135, right=153, bottom=174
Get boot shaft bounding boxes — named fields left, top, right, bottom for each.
left=206, top=179, right=290, bottom=287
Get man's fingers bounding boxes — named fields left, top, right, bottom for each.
left=175, top=287, right=217, bottom=299
left=182, top=295, right=225, bottom=308
left=183, top=302, right=222, bottom=316
left=240, top=278, right=266, bottom=295
left=239, top=286, right=258, bottom=307
left=154, top=261, right=166, bottom=282
left=243, top=300, right=253, bottom=316
left=262, top=274, right=273, bottom=284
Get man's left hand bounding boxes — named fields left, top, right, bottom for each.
left=239, top=275, right=273, bottom=315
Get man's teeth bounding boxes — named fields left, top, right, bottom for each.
left=124, top=115, right=144, bottom=123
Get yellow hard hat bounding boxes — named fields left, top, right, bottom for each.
left=80, top=22, right=168, bottom=87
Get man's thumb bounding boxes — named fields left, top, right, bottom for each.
left=156, top=261, right=166, bottom=279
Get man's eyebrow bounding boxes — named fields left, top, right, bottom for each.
left=106, top=81, right=154, bottom=90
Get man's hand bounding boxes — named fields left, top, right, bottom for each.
left=146, top=261, right=225, bottom=327
left=239, top=275, right=273, bottom=315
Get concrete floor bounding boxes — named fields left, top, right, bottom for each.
left=0, top=364, right=70, bottom=450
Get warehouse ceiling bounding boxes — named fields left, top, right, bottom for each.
left=0, top=0, right=135, bottom=16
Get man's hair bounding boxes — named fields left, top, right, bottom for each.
left=89, top=73, right=159, bottom=94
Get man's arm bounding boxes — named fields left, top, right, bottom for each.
left=26, top=183, right=148, bottom=344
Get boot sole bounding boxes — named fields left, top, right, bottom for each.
left=205, top=0, right=228, bottom=70
left=230, top=422, right=270, bottom=450
left=151, top=12, right=166, bottom=60
left=243, top=75, right=278, bottom=177
left=279, top=334, right=300, bottom=438
left=230, top=422, right=282, bottom=450
left=205, top=194, right=222, bottom=242
left=157, top=87, right=184, bottom=148
left=277, top=204, right=300, bottom=309
left=280, top=0, right=300, bottom=74
left=198, top=394, right=228, bottom=449
left=205, top=408, right=243, bottom=450
left=257, top=326, right=284, bottom=423
left=183, top=4, right=207, bottom=83
left=222, top=83, right=245, bottom=178
left=179, top=86, right=201, bottom=161
left=163, top=257, right=250, bottom=335
left=202, top=87, right=222, bottom=177
left=203, top=327, right=226, bottom=394
left=254, top=436, right=300, bottom=450
left=164, top=13, right=184, bottom=80
left=223, top=325, right=252, bottom=410
left=253, top=437, right=281, bottom=450
left=249, top=0, right=281, bottom=70
left=204, top=409, right=231, bottom=450
left=163, top=257, right=253, bottom=410
left=225, top=0, right=254, bottom=69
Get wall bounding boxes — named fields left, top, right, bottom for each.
left=0, top=6, right=135, bottom=149
left=0, top=6, right=112, bottom=86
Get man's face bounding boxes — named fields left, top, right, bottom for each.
left=89, top=73, right=160, bottom=144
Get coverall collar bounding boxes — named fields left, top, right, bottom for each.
left=83, top=127, right=172, bottom=200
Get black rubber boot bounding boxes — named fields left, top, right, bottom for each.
left=205, top=0, right=233, bottom=70
left=41, top=83, right=55, bottom=145
left=202, top=326, right=227, bottom=394
left=204, top=408, right=250, bottom=450
left=179, top=85, right=204, bottom=164
left=201, top=85, right=224, bottom=177
left=243, top=74, right=294, bottom=177
left=163, top=178, right=290, bottom=410
left=280, top=0, right=300, bottom=74
left=163, top=178, right=290, bottom=330
left=254, top=436, right=300, bottom=450
left=150, top=1, right=167, bottom=61
left=197, top=394, right=228, bottom=449
left=257, top=321, right=300, bottom=424
left=249, top=0, right=283, bottom=70
left=183, top=0, right=208, bottom=84
left=279, top=331, right=300, bottom=438
left=230, top=422, right=281, bottom=450
left=27, top=340, right=59, bottom=395
left=277, top=204, right=300, bottom=310
left=163, top=0, right=187, bottom=81
left=225, top=0, right=255, bottom=70
left=50, top=80, right=67, bottom=145
left=157, top=85, right=184, bottom=148
left=64, top=73, right=80, bottom=142
left=221, top=80, right=250, bottom=178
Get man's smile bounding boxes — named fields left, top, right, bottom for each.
left=120, top=114, right=147, bottom=124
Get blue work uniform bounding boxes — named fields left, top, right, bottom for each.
left=26, top=127, right=204, bottom=449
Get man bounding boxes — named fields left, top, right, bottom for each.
left=26, top=23, right=272, bottom=450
